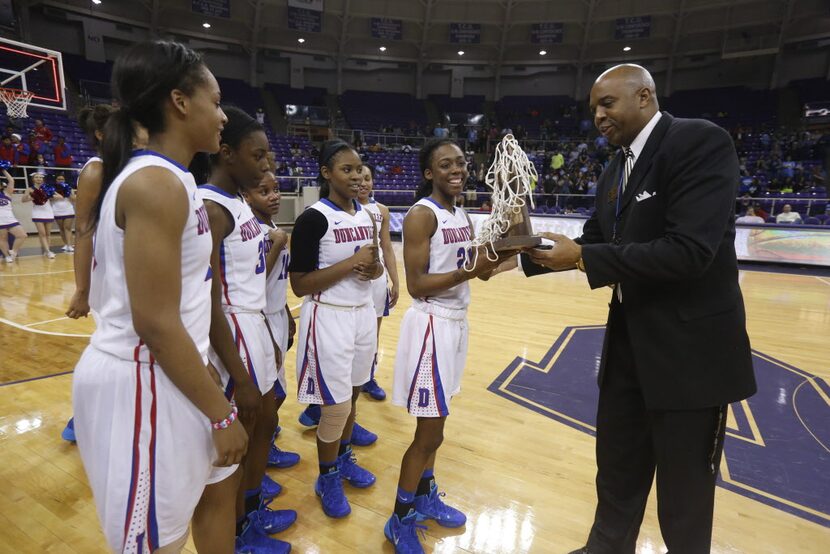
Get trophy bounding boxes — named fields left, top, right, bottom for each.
left=474, top=134, right=542, bottom=253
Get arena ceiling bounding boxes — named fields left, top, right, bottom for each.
left=25, top=0, right=830, bottom=74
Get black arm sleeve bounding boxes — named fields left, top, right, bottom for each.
left=288, top=208, right=328, bottom=273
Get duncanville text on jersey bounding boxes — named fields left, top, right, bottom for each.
left=442, top=226, right=472, bottom=245
left=333, top=225, right=374, bottom=244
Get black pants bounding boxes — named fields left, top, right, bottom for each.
left=586, top=304, right=727, bottom=554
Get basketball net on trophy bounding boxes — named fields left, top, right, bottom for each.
left=464, top=134, right=541, bottom=270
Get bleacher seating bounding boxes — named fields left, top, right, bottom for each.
left=340, top=90, right=427, bottom=133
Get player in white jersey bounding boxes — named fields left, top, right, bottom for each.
left=72, top=40, right=247, bottom=554
left=289, top=139, right=383, bottom=518
left=357, top=164, right=400, bottom=401
left=242, top=171, right=303, bottom=478
left=21, top=171, right=56, bottom=258
left=51, top=173, right=76, bottom=252
left=0, top=165, right=26, bottom=262
left=193, top=106, right=294, bottom=554
left=385, top=139, right=512, bottom=553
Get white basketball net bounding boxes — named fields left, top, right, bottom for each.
left=0, top=88, right=34, bottom=119
left=464, top=133, right=538, bottom=269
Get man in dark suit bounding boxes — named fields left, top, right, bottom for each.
left=523, top=64, right=757, bottom=553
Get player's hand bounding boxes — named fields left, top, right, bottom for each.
left=212, top=418, right=248, bottom=467
left=528, top=233, right=582, bottom=271
left=65, top=289, right=90, bottom=319
left=352, top=244, right=379, bottom=266
left=269, top=228, right=288, bottom=251
left=353, top=261, right=381, bottom=281
left=234, top=380, right=262, bottom=426
left=388, top=283, right=400, bottom=309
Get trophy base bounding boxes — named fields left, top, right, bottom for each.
left=492, top=235, right=542, bottom=252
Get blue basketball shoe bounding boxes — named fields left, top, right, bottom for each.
left=267, top=444, right=300, bottom=469
left=61, top=417, right=76, bottom=442
left=336, top=449, right=376, bottom=488
left=260, top=474, right=282, bottom=500
left=250, top=498, right=297, bottom=534
left=298, top=404, right=321, bottom=427
left=414, top=485, right=467, bottom=528
left=315, top=470, right=351, bottom=518
left=235, top=513, right=291, bottom=554
left=351, top=422, right=378, bottom=446
left=361, top=378, right=387, bottom=401
left=384, top=511, right=427, bottom=554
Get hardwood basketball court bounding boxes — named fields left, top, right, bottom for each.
left=1, top=243, right=828, bottom=553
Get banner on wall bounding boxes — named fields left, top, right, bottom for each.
left=530, top=23, right=564, bottom=44
left=449, top=23, right=481, bottom=44
left=614, top=16, right=651, bottom=40
left=191, top=0, right=230, bottom=18
left=371, top=18, right=402, bottom=41
left=288, top=0, right=323, bottom=33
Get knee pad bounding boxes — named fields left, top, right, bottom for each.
left=316, top=401, right=352, bottom=443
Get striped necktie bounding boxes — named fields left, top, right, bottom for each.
left=616, top=147, right=635, bottom=304
left=621, top=147, right=635, bottom=194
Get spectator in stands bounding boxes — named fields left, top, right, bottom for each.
left=289, top=142, right=303, bottom=157
left=752, top=203, right=769, bottom=220
left=0, top=136, right=14, bottom=165
left=375, top=162, right=386, bottom=174
left=33, top=119, right=53, bottom=144
left=736, top=206, right=765, bottom=224
left=11, top=134, right=29, bottom=166
left=255, top=108, right=265, bottom=125
left=433, top=122, right=449, bottom=138
left=53, top=136, right=73, bottom=167
left=391, top=164, right=403, bottom=175
left=776, top=204, right=803, bottom=224
left=28, top=133, right=43, bottom=159
left=34, top=153, right=46, bottom=173
left=289, top=160, right=304, bottom=176
left=480, top=199, right=492, bottom=212
left=550, top=150, right=564, bottom=172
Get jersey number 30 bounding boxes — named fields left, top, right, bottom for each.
left=255, top=241, right=266, bottom=275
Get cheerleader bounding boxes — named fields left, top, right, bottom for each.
left=0, top=165, right=25, bottom=262
left=71, top=40, right=247, bottom=553
left=384, top=139, right=511, bottom=552
left=357, top=163, right=400, bottom=400
left=289, top=139, right=382, bottom=518
left=21, top=171, right=55, bottom=258
left=193, top=106, right=295, bottom=553
left=51, top=173, right=76, bottom=252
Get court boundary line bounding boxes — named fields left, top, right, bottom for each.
left=0, top=269, right=73, bottom=277
left=0, top=316, right=90, bottom=337
left=26, top=316, right=70, bottom=327
left=815, top=276, right=830, bottom=287
left=0, top=369, right=73, bottom=388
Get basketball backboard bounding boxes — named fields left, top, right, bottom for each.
left=0, top=36, right=66, bottom=111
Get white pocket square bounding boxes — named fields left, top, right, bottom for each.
left=635, top=190, right=656, bottom=202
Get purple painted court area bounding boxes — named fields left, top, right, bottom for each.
left=488, top=326, right=830, bottom=527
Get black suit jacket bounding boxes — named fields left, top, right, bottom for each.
left=526, top=112, right=756, bottom=410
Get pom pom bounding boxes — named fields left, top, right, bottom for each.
left=31, top=187, right=48, bottom=205
left=0, top=159, right=11, bottom=170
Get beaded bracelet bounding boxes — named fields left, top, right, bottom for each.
left=211, top=404, right=238, bottom=430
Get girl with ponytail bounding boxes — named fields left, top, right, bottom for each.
left=71, top=40, right=247, bottom=553
left=289, top=139, right=383, bottom=519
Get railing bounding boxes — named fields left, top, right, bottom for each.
left=331, top=128, right=468, bottom=151
left=9, top=164, right=82, bottom=190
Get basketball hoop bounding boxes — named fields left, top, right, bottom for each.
left=0, top=88, right=35, bottom=119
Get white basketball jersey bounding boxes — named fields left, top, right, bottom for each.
left=409, top=197, right=472, bottom=310
left=82, top=155, right=103, bottom=171
left=362, top=200, right=385, bottom=266
left=89, top=151, right=213, bottom=363
left=308, top=198, right=374, bottom=307
left=198, top=185, right=266, bottom=313
left=259, top=218, right=290, bottom=315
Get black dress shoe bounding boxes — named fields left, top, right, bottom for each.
left=567, top=548, right=590, bottom=554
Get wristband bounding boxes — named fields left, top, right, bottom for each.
left=211, top=403, right=238, bottom=430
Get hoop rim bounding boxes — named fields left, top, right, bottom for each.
left=0, top=88, right=35, bottom=101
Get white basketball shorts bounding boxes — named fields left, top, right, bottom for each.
left=210, top=311, right=277, bottom=398
left=265, top=308, right=290, bottom=398
left=371, top=271, right=390, bottom=318
left=72, top=345, right=236, bottom=553
left=296, top=300, right=376, bottom=405
left=392, top=303, right=469, bottom=417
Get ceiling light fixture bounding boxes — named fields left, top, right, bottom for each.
left=539, top=50, right=547, bottom=56
left=623, top=46, right=631, bottom=52
left=379, top=46, right=387, bottom=52
left=92, top=0, right=102, bottom=5
left=458, top=50, right=465, bottom=56
left=202, top=22, right=211, bottom=29
left=298, top=38, right=305, bottom=44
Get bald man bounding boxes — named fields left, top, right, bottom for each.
left=522, top=64, right=756, bottom=553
